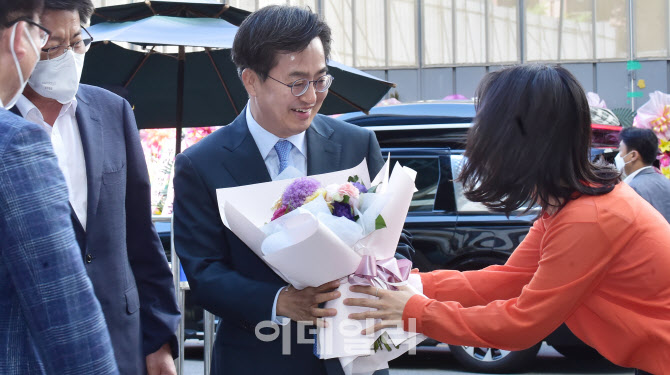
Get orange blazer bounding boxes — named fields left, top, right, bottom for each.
left=404, top=183, right=670, bottom=374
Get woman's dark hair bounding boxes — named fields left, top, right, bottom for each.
left=458, top=64, right=619, bottom=215
left=231, top=5, right=331, bottom=81
left=0, top=0, right=44, bottom=26
left=44, top=0, right=94, bottom=24
left=619, top=127, right=659, bottom=165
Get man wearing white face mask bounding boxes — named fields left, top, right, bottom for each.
left=616, top=127, right=670, bottom=223
left=13, top=1, right=180, bottom=374
left=0, top=0, right=118, bottom=373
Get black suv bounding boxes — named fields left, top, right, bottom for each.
left=336, top=101, right=620, bottom=372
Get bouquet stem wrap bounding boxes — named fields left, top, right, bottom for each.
left=348, top=255, right=412, bottom=290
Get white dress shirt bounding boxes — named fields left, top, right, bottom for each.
left=16, top=95, right=88, bottom=230
left=246, top=104, right=307, bottom=179
left=246, top=103, right=308, bottom=325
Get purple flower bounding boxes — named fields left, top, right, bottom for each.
left=352, top=182, right=368, bottom=194
left=282, top=177, right=321, bottom=210
left=332, top=201, right=355, bottom=221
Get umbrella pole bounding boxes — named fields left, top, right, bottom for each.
left=175, top=46, right=185, bottom=155
left=205, top=48, right=239, bottom=116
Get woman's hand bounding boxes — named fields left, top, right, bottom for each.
left=343, top=284, right=419, bottom=334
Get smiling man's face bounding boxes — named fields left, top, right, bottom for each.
left=247, top=37, right=328, bottom=138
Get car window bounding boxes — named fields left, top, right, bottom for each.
left=449, top=154, right=489, bottom=213
left=389, top=156, right=439, bottom=212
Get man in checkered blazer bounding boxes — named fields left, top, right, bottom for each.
left=0, top=0, right=118, bottom=373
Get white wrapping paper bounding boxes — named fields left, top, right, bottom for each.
left=216, top=158, right=426, bottom=374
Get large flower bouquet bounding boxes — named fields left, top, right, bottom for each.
left=633, top=91, right=670, bottom=179
left=216, top=159, right=425, bottom=375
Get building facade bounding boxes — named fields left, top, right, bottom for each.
left=93, top=0, right=670, bottom=110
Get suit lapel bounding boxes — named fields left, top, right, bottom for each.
left=220, top=112, right=272, bottom=186
left=306, top=116, right=341, bottom=175
left=75, top=90, right=104, bottom=225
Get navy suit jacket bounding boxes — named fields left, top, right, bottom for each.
left=173, top=111, right=412, bottom=374
left=0, top=109, right=118, bottom=374
left=15, top=85, right=180, bottom=374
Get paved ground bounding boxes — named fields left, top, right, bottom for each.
left=181, top=341, right=632, bottom=375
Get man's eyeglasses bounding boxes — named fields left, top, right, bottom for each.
left=42, top=26, right=93, bottom=60
left=4, top=17, right=51, bottom=48
left=267, top=74, right=334, bottom=97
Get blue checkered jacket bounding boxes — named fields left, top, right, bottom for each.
left=0, top=109, right=118, bottom=374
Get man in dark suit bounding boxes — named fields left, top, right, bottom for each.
left=173, top=5, right=412, bottom=375
left=14, top=1, right=180, bottom=374
left=617, top=128, right=670, bottom=223
left=1, top=1, right=117, bottom=373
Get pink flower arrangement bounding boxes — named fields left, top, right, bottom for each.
left=633, top=91, right=670, bottom=180
left=140, top=126, right=220, bottom=214
left=659, top=140, right=670, bottom=179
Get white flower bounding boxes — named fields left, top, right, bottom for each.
left=325, top=184, right=342, bottom=203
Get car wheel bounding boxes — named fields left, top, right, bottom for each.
left=551, top=344, right=602, bottom=360
left=448, top=342, right=542, bottom=373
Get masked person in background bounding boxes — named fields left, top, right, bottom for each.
left=12, top=1, right=180, bottom=374
left=0, top=0, right=117, bottom=373
left=615, top=127, right=670, bottom=223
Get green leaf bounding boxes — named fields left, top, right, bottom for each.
left=353, top=215, right=360, bottom=221
left=342, top=195, right=350, bottom=204
left=348, top=175, right=360, bottom=183
left=375, top=215, right=387, bottom=230
left=367, top=185, right=377, bottom=194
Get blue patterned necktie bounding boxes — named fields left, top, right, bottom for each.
left=274, top=139, right=293, bottom=174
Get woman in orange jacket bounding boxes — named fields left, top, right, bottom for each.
left=345, top=64, right=670, bottom=375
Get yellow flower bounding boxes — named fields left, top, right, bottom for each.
left=271, top=197, right=283, bottom=211
left=304, top=188, right=326, bottom=204
left=662, top=166, right=670, bottom=180
left=660, top=140, right=670, bottom=154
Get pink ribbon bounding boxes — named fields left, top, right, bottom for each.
left=348, top=255, right=412, bottom=291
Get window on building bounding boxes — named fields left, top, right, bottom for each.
left=525, top=0, right=561, bottom=61
left=595, top=0, right=628, bottom=59
left=389, top=0, right=417, bottom=66
left=325, top=0, right=354, bottom=66
left=289, top=0, right=317, bottom=9
left=455, top=0, right=486, bottom=64
left=257, top=0, right=288, bottom=9
left=635, top=0, right=668, bottom=58
left=354, top=0, right=387, bottom=67
left=561, top=0, right=594, bottom=60
left=489, top=0, right=519, bottom=63
left=227, top=0, right=258, bottom=11
left=422, top=0, right=454, bottom=65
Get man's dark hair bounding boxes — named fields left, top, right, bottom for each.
left=44, top=0, right=94, bottom=24
left=0, top=0, right=44, bottom=26
left=458, top=64, right=619, bottom=215
left=231, top=5, right=331, bottom=80
left=619, top=127, right=659, bottom=165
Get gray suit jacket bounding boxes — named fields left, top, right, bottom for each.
left=628, top=167, right=670, bottom=223
left=15, top=85, right=180, bottom=374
